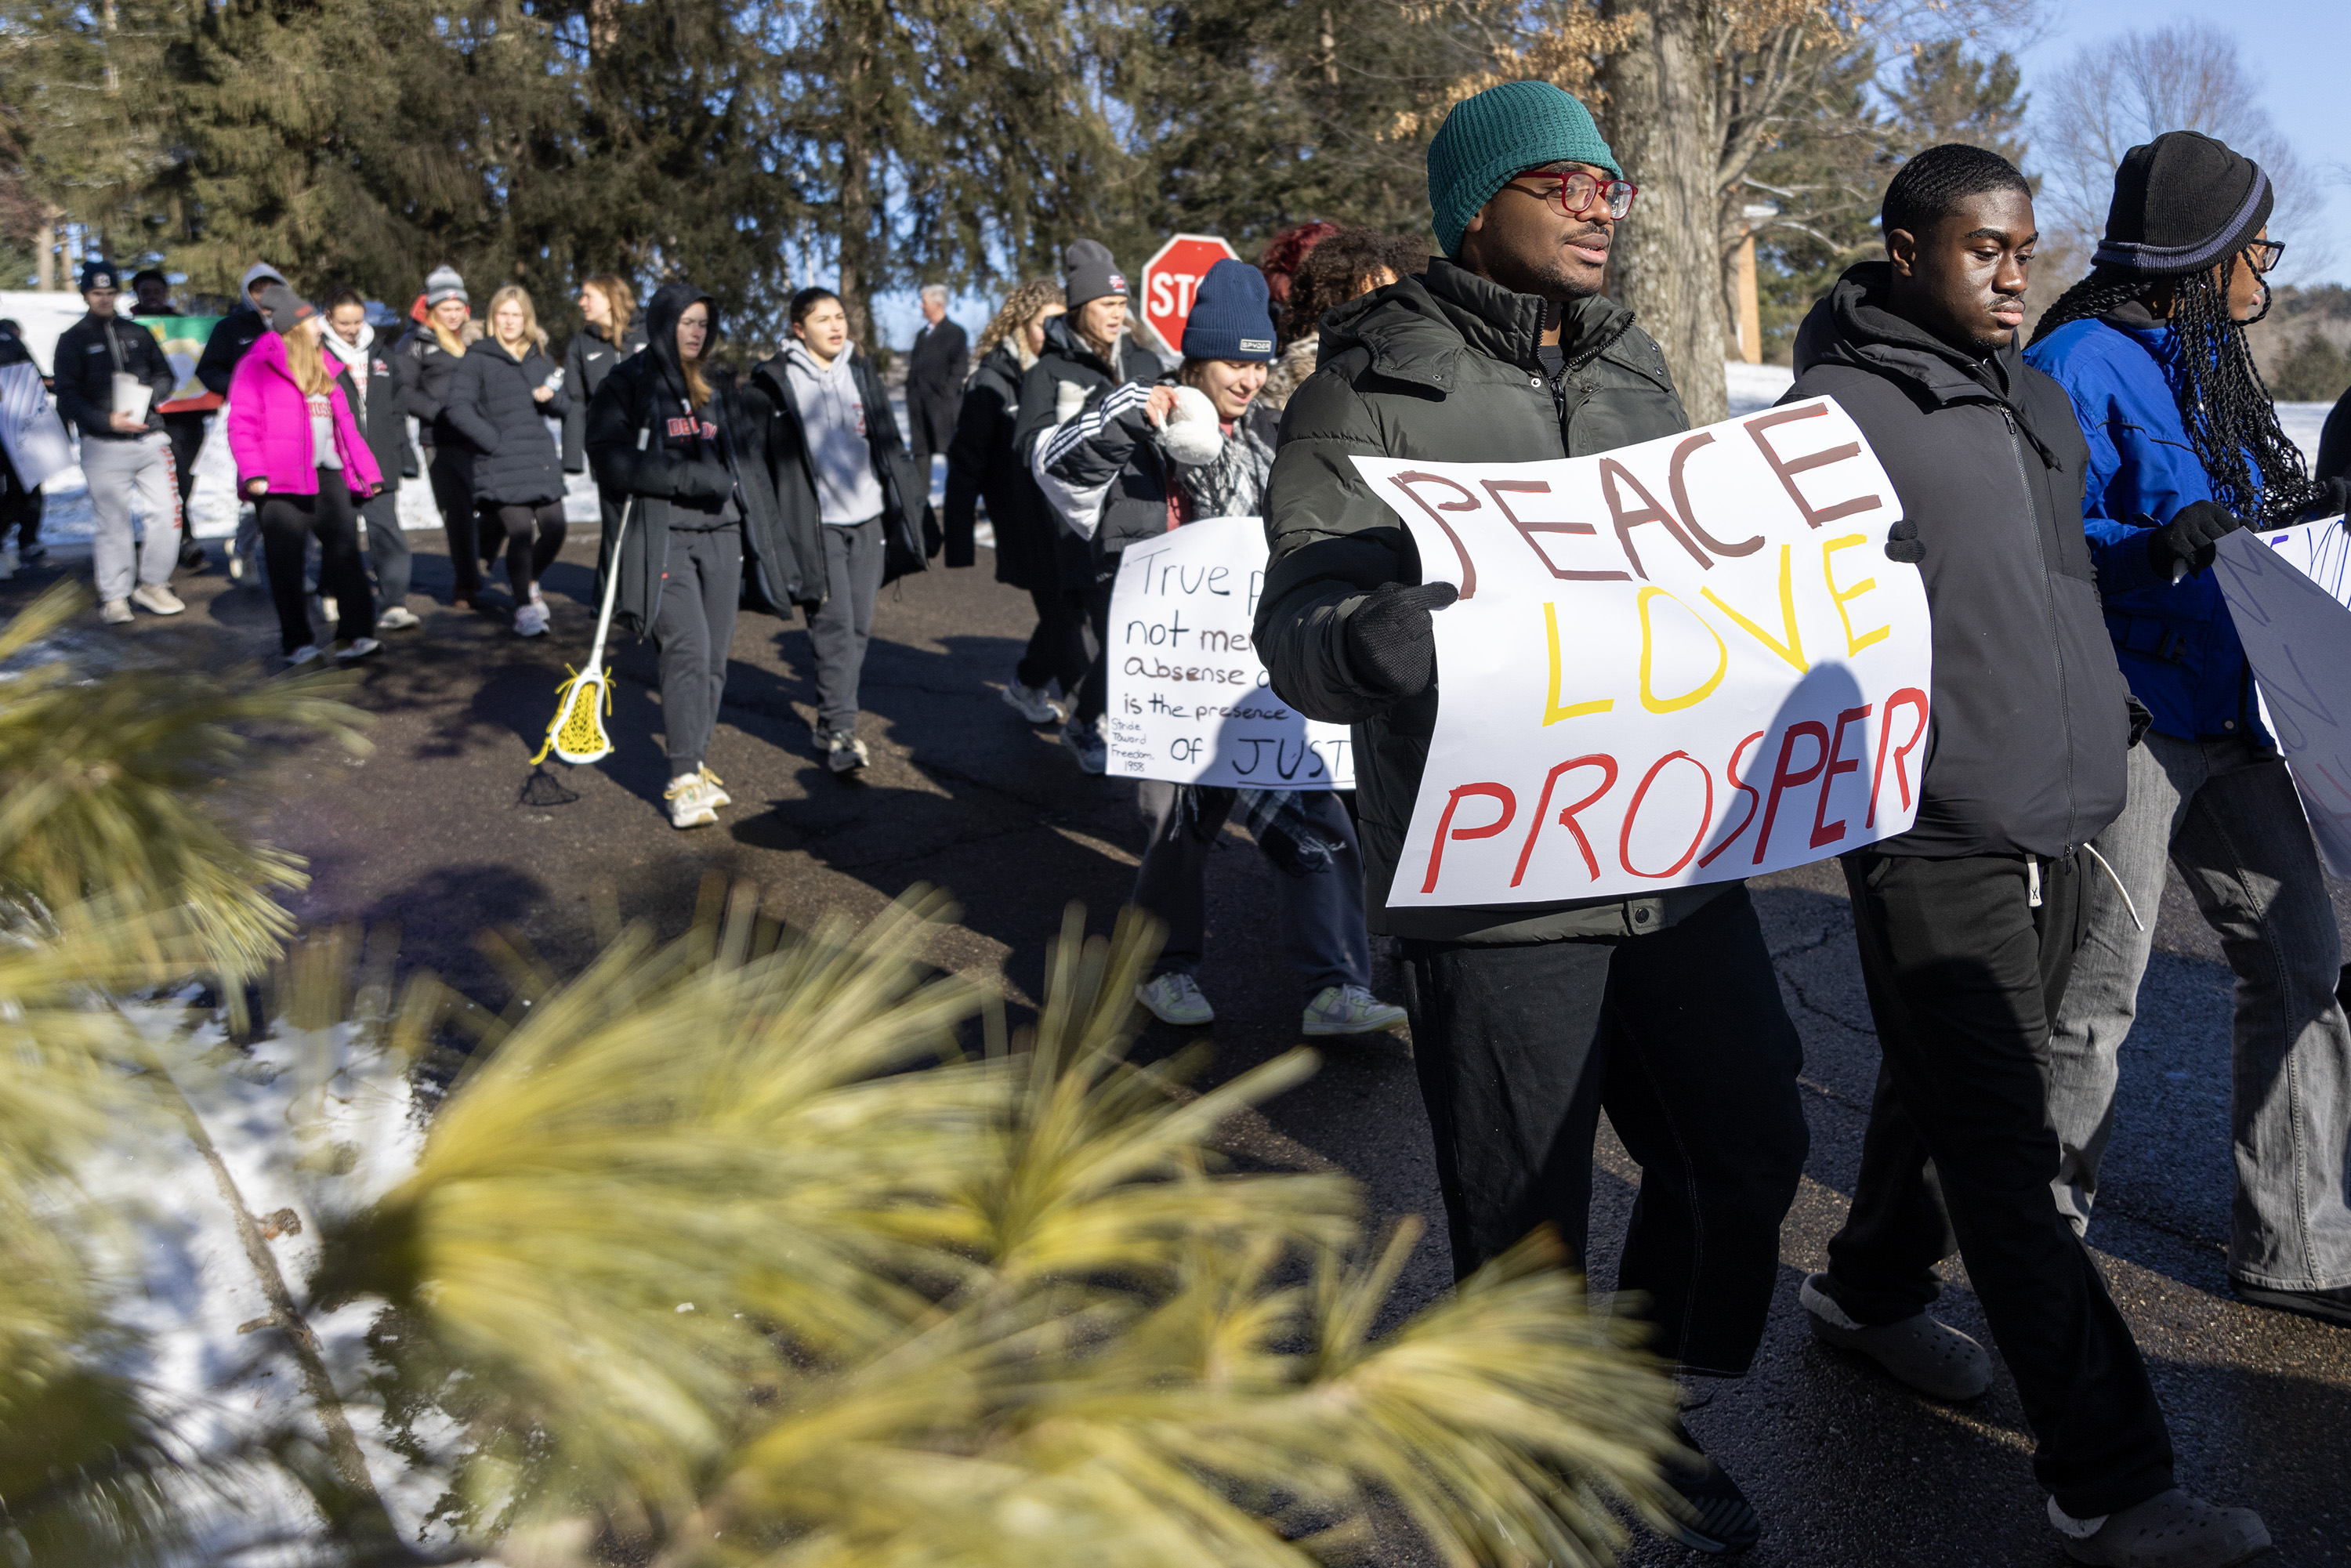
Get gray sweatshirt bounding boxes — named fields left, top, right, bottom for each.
left=782, top=342, right=886, bottom=525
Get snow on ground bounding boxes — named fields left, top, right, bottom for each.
left=1726, top=360, right=1795, bottom=416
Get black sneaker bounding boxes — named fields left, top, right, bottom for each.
left=1658, top=1421, right=1760, bottom=1555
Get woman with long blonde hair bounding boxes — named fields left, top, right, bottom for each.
left=445, top=284, right=571, bottom=634
left=225, top=282, right=386, bottom=664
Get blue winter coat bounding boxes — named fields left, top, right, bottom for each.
left=2026, top=316, right=2265, bottom=744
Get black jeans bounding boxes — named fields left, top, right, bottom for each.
left=259, top=479, right=374, bottom=654
left=424, top=445, right=477, bottom=596
left=653, top=524, right=741, bottom=775
left=1072, top=568, right=1118, bottom=729
left=1017, top=583, right=1092, bottom=697
left=477, top=500, right=565, bottom=601
left=0, top=454, right=38, bottom=552
left=1400, top=885, right=1809, bottom=1376
left=1824, top=849, right=2174, bottom=1518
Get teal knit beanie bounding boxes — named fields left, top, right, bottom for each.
left=1426, top=81, right=1621, bottom=259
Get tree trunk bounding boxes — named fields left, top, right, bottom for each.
left=835, top=13, right=876, bottom=357
left=1599, top=0, right=1729, bottom=425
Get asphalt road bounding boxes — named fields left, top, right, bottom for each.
left=9, top=528, right=2347, bottom=1567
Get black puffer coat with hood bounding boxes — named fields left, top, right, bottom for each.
left=747, top=340, right=932, bottom=588
left=1785, top=262, right=2132, bottom=859
left=585, top=282, right=816, bottom=639
left=1254, top=259, right=1695, bottom=945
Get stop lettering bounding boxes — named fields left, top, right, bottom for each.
left=1142, top=234, right=1241, bottom=350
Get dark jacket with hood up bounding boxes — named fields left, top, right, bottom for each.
left=746, top=341, right=932, bottom=588
left=586, top=281, right=816, bottom=639
left=1012, top=316, right=1165, bottom=558
left=444, top=337, right=571, bottom=506
left=944, top=340, right=1060, bottom=586
left=193, top=267, right=284, bottom=398
left=561, top=319, right=647, bottom=473
left=1786, top=262, right=2131, bottom=859
left=1254, top=259, right=1697, bottom=945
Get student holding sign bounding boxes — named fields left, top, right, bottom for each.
left=1255, top=81, right=1806, bottom=1555
left=1787, top=147, right=2266, bottom=1566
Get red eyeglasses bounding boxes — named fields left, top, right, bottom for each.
left=1505, top=168, right=1639, bottom=222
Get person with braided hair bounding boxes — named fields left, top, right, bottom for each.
left=2026, top=131, right=2351, bottom=1336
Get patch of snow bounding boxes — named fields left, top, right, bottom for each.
left=2277, top=402, right=2335, bottom=469
left=1724, top=360, right=1795, bottom=417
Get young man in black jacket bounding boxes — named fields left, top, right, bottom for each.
left=54, top=260, right=185, bottom=623
left=1784, top=144, right=2265, bottom=1566
left=1253, top=80, right=1805, bottom=1555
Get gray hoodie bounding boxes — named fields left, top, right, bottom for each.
left=782, top=342, right=886, bottom=525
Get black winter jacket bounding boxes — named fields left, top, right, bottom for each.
left=396, top=326, right=479, bottom=451
left=52, top=313, right=176, bottom=442
left=1787, top=263, right=2132, bottom=859
left=194, top=305, right=270, bottom=399
left=329, top=333, right=413, bottom=494
left=444, top=339, right=571, bottom=506
left=1255, top=259, right=1704, bottom=944
left=905, top=317, right=969, bottom=426
left=1012, top=317, right=1166, bottom=569
left=560, top=321, right=647, bottom=473
left=748, top=346, right=932, bottom=588
left=945, top=342, right=1060, bottom=585
left=586, top=281, right=816, bottom=639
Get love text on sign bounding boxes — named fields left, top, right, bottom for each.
left=1353, top=397, right=1931, bottom=907
left=1106, top=514, right=1353, bottom=789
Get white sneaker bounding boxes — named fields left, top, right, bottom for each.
left=286, top=644, right=324, bottom=667
left=1135, top=972, right=1215, bottom=1027
left=1302, top=984, right=1409, bottom=1037
left=1002, top=678, right=1063, bottom=724
left=378, top=606, right=420, bottom=631
left=101, top=597, right=134, bottom=625
left=665, top=773, right=717, bottom=829
left=697, top=764, right=731, bottom=807
left=827, top=730, right=870, bottom=774
left=337, top=637, right=382, bottom=663
left=1062, top=719, right=1107, bottom=774
left=514, top=601, right=549, bottom=637
left=227, top=548, right=246, bottom=582
left=130, top=582, right=185, bottom=615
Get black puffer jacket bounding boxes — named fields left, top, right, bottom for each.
left=443, top=339, right=571, bottom=505
left=560, top=320, right=647, bottom=473
left=1011, top=316, right=1161, bottom=578
left=945, top=341, right=1059, bottom=585
left=1787, top=263, right=2131, bottom=858
left=1255, top=259, right=1701, bottom=944
left=748, top=346, right=931, bottom=588
left=586, top=281, right=816, bottom=639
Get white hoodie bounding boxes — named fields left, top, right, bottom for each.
left=781, top=342, right=886, bottom=526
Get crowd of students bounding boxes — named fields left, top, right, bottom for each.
left=8, top=77, right=2351, bottom=1566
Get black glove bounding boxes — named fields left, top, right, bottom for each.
left=1345, top=581, right=1459, bottom=700
left=2126, top=693, right=2154, bottom=749
left=2144, top=500, right=2243, bottom=579
left=2297, top=476, right=2351, bottom=523
left=671, top=459, right=732, bottom=501
left=1884, top=519, right=1923, bottom=564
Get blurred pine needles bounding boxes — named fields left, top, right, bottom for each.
left=0, top=585, right=1683, bottom=1566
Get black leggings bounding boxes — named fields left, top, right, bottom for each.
left=259, top=479, right=374, bottom=654
left=476, top=501, right=566, bottom=600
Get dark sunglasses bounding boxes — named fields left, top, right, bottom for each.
left=2242, top=239, right=2284, bottom=274
left=1506, top=168, right=1639, bottom=223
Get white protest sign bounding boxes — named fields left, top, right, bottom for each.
left=1352, top=397, right=1931, bottom=907
left=2212, top=520, right=2351, bottom=876
left=1105, top=514, right=1354, bottom=789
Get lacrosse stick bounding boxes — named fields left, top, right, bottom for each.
left=532, top=498, right=632, bottom=766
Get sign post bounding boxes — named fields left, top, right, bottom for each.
left=1141, top=234, right=1241, bottom=353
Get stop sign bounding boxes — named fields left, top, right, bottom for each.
left=1141, top=234, right=1242, bottom=353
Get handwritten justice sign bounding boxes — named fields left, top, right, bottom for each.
left=1352, top=397, right=1933, bottom=907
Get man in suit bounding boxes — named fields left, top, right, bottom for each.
left=903, top=284, right=968, bottom=500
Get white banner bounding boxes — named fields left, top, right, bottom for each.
left=1105, top=514, right=1354, bottom=790
left=2213, top=519, right=2351, bottom=877
left=0, top=362, right=73, bottom=491
left=1352, top=397, right=1932, bottom=907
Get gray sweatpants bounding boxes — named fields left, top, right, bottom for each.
left=809, top=515, right=886, bottom=736
left=1132, top=780, right=1372, bottom=1004
left=653, top=523, right=741, bottom=777
left=82, top=431, right=179, bottom=600
left=360, top=490, right=411, bottom=609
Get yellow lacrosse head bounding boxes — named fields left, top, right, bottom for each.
left=532, top=665, right=614, bottom=766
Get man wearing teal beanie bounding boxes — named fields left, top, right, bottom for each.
left=1255, top=77, right=1801, bottom=1557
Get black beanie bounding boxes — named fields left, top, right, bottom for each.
left=1063, top=240, right=1128, bottom=310
left=2096, top=130, right=2273, bottom=277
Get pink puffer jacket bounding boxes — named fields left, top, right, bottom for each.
left=226, top=331, right=384, bottom=497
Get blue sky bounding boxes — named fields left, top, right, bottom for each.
left=2014, top=0, right=2349, bottom=284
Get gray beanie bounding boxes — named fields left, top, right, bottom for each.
left=424, top=265, right=468, bottom=308
left=1063, top=240, right=1127, bottom=310
left=257, top=282, right=320, bottom=337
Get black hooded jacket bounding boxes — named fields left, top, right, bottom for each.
left=585, top=281, right=815, bottom=638
left=944, top=341, right=1058, bottom=586
left=194, top=304, right=271, bottom=399
left=746, top=342, right=932, bottom=588
left=1786, top=263, right=2132, bottom=858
